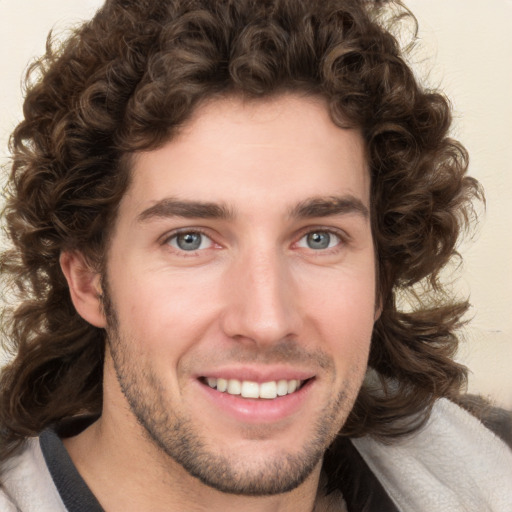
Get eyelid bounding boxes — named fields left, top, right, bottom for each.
left=160, top=227, right=219, bottom=251
left=293, top=226, right=349, bottom=251
left=159, top=225, right=350, bottom=254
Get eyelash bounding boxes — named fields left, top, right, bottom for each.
left=162, top=228, right=216, bottom=255
left=294, top=227, right=347, bottom=253
left=161, top=227, right=348, bottom=255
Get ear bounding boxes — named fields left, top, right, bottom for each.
left=374, top=286, right=383, bottom=322
left=374, top=302, right=382, bottom=323
left=60, top=251, right=106, bottom=328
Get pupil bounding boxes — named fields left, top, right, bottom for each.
left=307, top=232, right=330, bottom=249
left=177, top=233, right=201, bottom=250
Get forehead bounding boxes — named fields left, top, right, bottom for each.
left=124, top=94, right=369, bottom=216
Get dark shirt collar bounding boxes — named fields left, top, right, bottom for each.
left=39, top=416, right=397, bottom=512
left=39, top=417, right=104, bottom=512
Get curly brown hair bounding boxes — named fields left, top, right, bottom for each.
left=0, top=0, right=482, bottom=460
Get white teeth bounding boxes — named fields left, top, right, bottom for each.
left=241, top=381, right=259, bottom=398
left=227, top=379, right=241, bottom=395
left=288, top=380, right=298, bottom=394
left=276, top=379, right=288, bottom=396
left=204, top=377, right=304, bottom=399
left=259, top=381, right=277, bottom=399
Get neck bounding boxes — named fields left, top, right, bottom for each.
left=63, top=412, right=323, bottom=512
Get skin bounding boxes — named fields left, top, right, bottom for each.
left=61, top=94, right=379, bottom=512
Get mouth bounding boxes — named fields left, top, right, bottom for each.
left=200, top=377, right=308, bottom=400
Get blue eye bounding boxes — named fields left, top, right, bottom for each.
left=297, top=231, right=341, bottom=250
left=168, top=232, right=213, bottom=251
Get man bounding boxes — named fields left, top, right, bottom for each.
left=0, top=0, right=510, bottom=511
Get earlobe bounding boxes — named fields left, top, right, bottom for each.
left=59, top=251, right=106, bottom=328
left=374, top=293, right=383, bottom=323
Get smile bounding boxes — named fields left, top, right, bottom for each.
left=203, top=377, right=305, bottom=399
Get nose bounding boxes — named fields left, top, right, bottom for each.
left=220, top=249, right=302, bottom=345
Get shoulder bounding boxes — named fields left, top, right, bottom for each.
left=0, top=489, right=18, bottom=512
left=1, top=436, right=66, bottom=512
left=457, top=393, right=512, bottom=448
left=351, top=398, right=512, bottom=512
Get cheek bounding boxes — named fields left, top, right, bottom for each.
left=110, top=269, right=220, bottom=353
left=304, top=270, right=376, bottom=357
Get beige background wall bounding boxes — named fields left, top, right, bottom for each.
left=405, top=0, right=512, bottom=408
left=1, top=1, right=511, bottom=407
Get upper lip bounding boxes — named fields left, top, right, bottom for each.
left=195, top=366, right=316, bottom=383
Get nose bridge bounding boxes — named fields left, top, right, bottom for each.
left=221, top=243, right=301, bottom=344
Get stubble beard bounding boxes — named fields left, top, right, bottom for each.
left=102, top=286, right=361, bottom=496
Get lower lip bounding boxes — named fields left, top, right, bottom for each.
left=197, top=379, right=314, bottom=424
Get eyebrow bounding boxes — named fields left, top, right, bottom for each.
left=137, top=198, right=234, bottom=222
left=289, top=196, right=369, bottom=220
left=137, top=195, right=369, bottom=223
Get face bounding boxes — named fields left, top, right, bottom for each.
left=102, top=94, right=377, bottom=495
